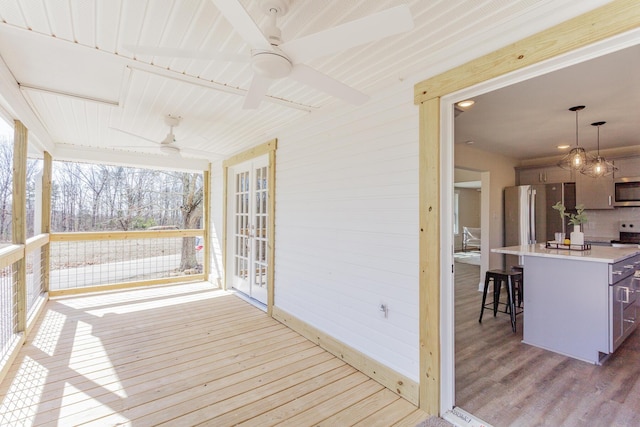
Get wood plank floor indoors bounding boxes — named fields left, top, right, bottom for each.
left=454, top=262, right=640, bottom=427
left=0, top=282, right=432, bottom=426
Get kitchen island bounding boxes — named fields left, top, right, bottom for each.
left=492, top=244, right=640, bottom=364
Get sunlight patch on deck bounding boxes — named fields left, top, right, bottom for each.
left=0, top=356, right=48, bottom=425
left=32, top=309, right=66, bottom=356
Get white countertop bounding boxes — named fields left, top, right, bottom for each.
left=492, top=244, right=640, bottom=263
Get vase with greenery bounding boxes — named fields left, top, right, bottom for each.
left=552, top=201, right=587, bottom=244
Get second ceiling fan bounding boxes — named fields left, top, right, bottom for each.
left=127, top=0, right=414, bottom=109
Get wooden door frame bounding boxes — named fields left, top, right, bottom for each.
left=222, top=139, right=277, bottom=315
left=414, top=0, right=640, bottom=415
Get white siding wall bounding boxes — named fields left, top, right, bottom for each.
left=208, top=160, right=225, bottom=287
left=274, top=85, right=420, bottom=381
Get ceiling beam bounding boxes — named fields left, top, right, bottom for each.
left=53, top=143, right=210, bottom=172
left=0, top=55, right=54, bottom=153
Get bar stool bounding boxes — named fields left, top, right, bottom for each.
left=479, top=269, right=523, bottom=332
left=510, top=265, right=524, bottom=307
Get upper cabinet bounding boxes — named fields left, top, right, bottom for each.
left=575, top=171, right=614, bottom=209
left=517, top=165, right=573, bottom=185
left=613, top=156, right=640, bottom=178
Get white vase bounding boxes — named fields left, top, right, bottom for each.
left=570, top=224, right=584, bottom=245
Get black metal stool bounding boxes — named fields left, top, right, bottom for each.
left=510, top=265, right=524, bottom=307
left=479, top=269, right=523, bottom=332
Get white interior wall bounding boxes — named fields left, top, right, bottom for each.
left=273, top=83, right=420, bottom=381
left=455, top=144, right=518, bottom=269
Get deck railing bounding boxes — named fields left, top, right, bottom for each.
left=0, top=245, right=21, bottom=367
left=49, top=229, right=205, bottom=296
left=0, top=234, right=49, bottom=378
left=25, top=234, right=48, bottom=316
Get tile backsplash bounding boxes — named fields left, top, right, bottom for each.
left=582, top=207, right=640, bottom=241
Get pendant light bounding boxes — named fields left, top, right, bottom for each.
left=582, top=121, right=617, bottom=177
left=558, top=105, right=588, bottom=171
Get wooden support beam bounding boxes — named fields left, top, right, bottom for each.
left=221, top=162, right=228, bottom=291
left=12, top=120, right=27, bottom=332
left=267, top=141, right=277, bottom=316
left=419, top=98, right=441, bottom=414
left=41, top=151, right=52, bottom=292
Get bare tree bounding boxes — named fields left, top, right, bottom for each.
left=0, top=139, right=12, bottom=241
left=77, top=164, right=109, bottom=229
left=179, top=172, right=203, bottom=271
left=48, top=161, right=205, bottom=277
left=0, top=137, right=40, bottom=241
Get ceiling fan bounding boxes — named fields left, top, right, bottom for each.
left=126, top=0, right=414, bottom=109
left=112, top=115, right=218, bottom=158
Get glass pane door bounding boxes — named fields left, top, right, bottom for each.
left=228, top=156, right=268, bottom=305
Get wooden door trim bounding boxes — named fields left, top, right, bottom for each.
left=222, top=139, right=277, bottom=315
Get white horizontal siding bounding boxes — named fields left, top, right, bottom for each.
left=274, top=84, right=420, bottom=380
left=208, top=160, right=224, bottom=286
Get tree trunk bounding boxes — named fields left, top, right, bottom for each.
left=179, top=173, right=203, bottom=271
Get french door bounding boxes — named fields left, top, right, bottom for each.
left=227, top=156, right=269, bottom=305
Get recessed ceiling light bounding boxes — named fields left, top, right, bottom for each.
left=457, top=100, right=475, bottom=108
left=557, top=144, right=571, bottom=149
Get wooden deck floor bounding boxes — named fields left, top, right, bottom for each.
left=455, top=262, right=640, bottom=427
left=0, top=282, right=431, bottom=426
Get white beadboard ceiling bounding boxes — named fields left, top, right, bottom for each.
left=0, top=0, right=620, bottom=169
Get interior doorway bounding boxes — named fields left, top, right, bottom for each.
left=454, top=168, right=481, bottom=261
left=438, top=27, right=640, bottom=427
left=454, top=168, right=490, bottom=289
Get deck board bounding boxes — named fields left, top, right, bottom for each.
left=0, top=282, right=431, bottom=426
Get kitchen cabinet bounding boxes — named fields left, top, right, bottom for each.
left=575, top=171, right=614, bottom=209
left=613, top=156, right=640, bottom=178
left=516, top=165, right=573, bottom=185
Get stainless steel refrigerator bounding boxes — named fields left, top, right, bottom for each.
left=503, top=183, right=575, bottom=267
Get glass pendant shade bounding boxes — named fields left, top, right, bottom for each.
left=558, top=105, right=589, bottom=171
left=582, top=121, right=617, bottom=178
left=559, top=147, right=588, bottom=170
left=582, top=155, right=615, bottom=177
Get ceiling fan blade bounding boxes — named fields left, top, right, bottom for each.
left=289, top=64, right=369, bottom=106
left=243, top=75, right=274, bottom=109
left=122, top=44, right=247, bottom=62
left=180, top=147, right=225, bottom=158
left=281, top=5, right=413, bottom=64
left=210, top=0, right=272, bottom=51
left=118, top=145, right=162, bottom=150
left=110, top=127, right=159, bottom=145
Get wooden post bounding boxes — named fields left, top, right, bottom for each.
left=41, top=151, right=52, bottom=292
left=221, top=165, right=228, bottom=291
left=12, top=120, right=27, bottom=332
left=418, top=98, right=440, bottom=414
left=266, top=141, right=276, bottom=316
left=203, top=167, right=210, bottom=280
